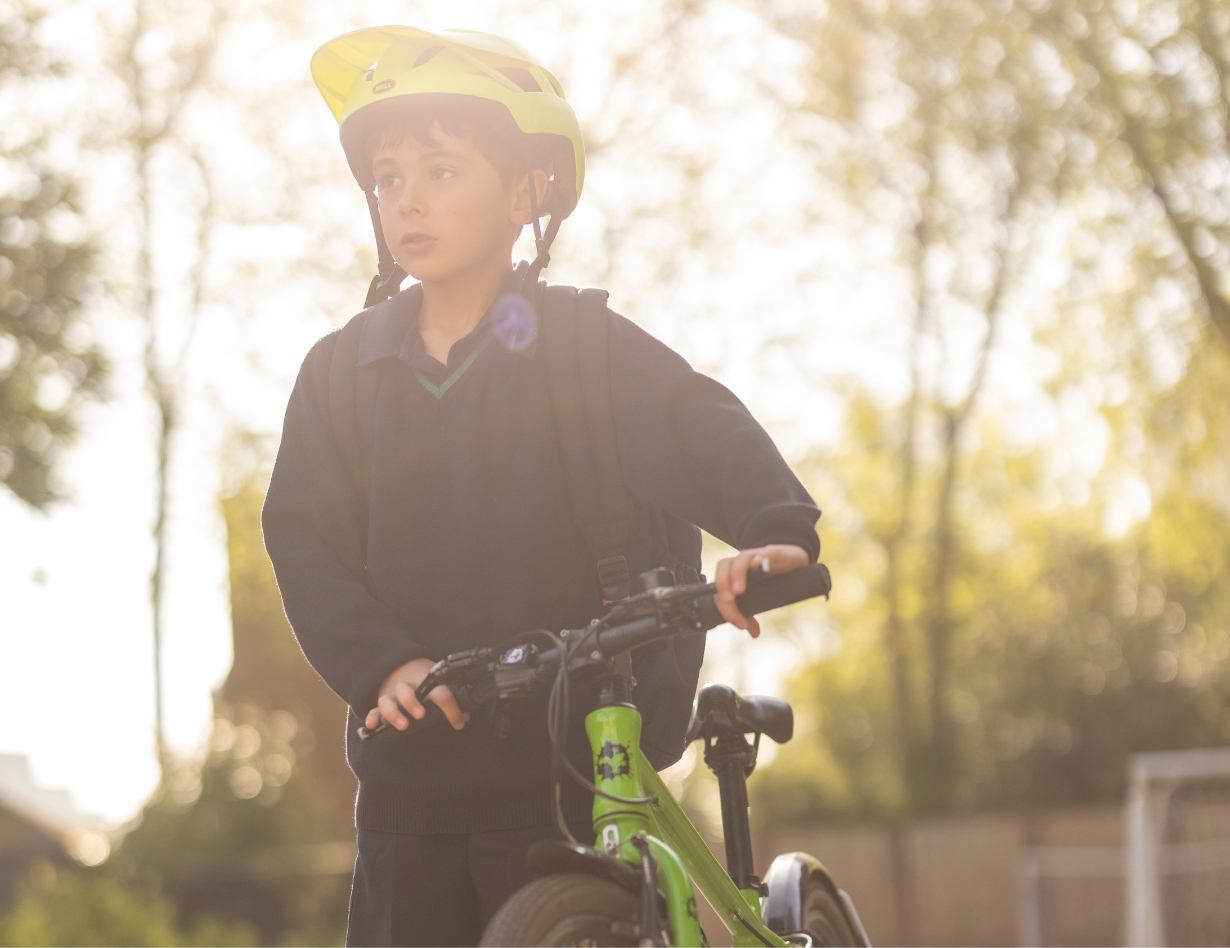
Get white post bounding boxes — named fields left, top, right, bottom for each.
left=1124, top=759, right=1170, bottom=947
left=1125, top=773, right=1150, bottom=946
left=1017, top=851, right=1041, bottom=948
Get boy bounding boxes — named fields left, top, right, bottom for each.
left=264, top=25, right=820, bottom=947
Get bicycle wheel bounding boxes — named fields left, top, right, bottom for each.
left=479, top=872, right=641, bottom=947
left=796, top=879, right=860, bottom=947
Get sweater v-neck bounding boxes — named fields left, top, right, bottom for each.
left=412, top=334, right=493, bottom=399
left=398, top=271, right=521, bottom=387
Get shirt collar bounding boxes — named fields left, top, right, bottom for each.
left=357, top=283, right=422, bottom=368
left=356, top=270, right=526, bottom=371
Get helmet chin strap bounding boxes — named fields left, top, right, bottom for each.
left=362, top=169, right=560, bottom=311
left=364, top=189, right=407, bottom=309
left=521, top=165, right=561, bottom=309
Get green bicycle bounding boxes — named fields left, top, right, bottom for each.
left=360, top=563, right=869, bottom=947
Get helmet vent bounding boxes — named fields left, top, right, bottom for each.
left=413, top=46, right=443, bottom=68
left=364, top=68, right=374, bottom=82
left=497, top=67, right=541, bottom=93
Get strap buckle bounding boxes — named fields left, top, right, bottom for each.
left=597, top=553, right=630, bottom=604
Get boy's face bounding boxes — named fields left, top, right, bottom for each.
left=372, top=123, right=523, bottom=284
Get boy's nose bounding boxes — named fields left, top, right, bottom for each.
left=399, top=179, right=427, bottom=215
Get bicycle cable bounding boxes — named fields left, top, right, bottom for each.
left=543, top=626, right=654, bottom=846
left=412, top=617, right=660, bottom=842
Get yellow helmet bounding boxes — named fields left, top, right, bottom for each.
left=310, top=25, right=585, bottom=221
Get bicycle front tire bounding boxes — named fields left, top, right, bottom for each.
left=480, top=872, right=641, bottom=947
left=796, top=880, right=860, bottom=947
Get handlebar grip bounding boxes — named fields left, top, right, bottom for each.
left=736, top=563, right=831, bottom=616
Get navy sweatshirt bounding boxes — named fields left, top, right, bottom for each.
left=262, top=281, right=821, bottom=834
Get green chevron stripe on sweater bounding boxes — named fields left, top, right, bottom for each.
left=414, top=334, right=493, bottom=399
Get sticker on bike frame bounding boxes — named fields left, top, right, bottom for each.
left=597, top=740, right=632, bottom=780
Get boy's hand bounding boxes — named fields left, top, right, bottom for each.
left=713, top=544, right=810, bottom=638
left=366, top=657, right=471, bottom=732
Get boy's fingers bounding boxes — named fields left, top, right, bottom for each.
left=714, top=557, right=732, bottom=602
left=378, top=693, right=410, bottom=730
left=365, top=708, right=381, bottom=729
left=394, top=681, right=427, bottom=720
left=427, top=686, right=468, bottom=730
left=716, top=547, right=783, bottom=630
left=715, top=594, right=752, bottom=630
left=731, top=550, right=755, bottom=595
left=761, top=544, right=808, bottom=575
left=714, top=545, right=810, bottom=634
left=715, top=553, right=754, bottom=628
left=715, top=560, right=752, bottom=629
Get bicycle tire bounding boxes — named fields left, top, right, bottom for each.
left=796, top=879, right=860, bottom=947
left=479, top=873, right=642, bottom=947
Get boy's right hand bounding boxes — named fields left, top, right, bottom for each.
left=366, top=658, right=471, bottom=732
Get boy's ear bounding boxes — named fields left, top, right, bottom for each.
left=511, top=169, right=552, bottom=226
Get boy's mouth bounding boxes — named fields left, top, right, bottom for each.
left=401, top=232, right=437, bottom=254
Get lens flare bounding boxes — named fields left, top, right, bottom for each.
left=492, top=293, right=537, bottom=352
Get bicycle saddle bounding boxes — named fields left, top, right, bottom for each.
left=685, top=683, right=793, bottom=745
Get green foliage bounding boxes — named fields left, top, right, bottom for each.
left=100, top=473, right=355, bottom=946
left=0, top=862, right=256, bottom=947
left=111, top=711, right=351, bottom=947
left=754, top=382, right=1230, bottom=824
left=741, top=0, right=1230, bottom=825
left=0, top=2, right=106, bottom=508
left=0, top=471, right=354, bottom=946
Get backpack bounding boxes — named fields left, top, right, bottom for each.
left=328, top=281, right=703, bottom=605
left=539, top=283, right=704, bottom=601
left=326, top=281, right=705, bottom=767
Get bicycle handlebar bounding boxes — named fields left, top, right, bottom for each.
left=358, top=563, right=831, bottom=740
left=722, top=562, right=833, bottom=621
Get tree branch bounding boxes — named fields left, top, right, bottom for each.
left=1076, top=29, right=1230, bottom=345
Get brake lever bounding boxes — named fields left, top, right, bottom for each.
left=599, top=581, right=718, bottom=630
left=356, top=642, right=543, bottom=740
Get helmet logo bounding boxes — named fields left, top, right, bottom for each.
left=372, top=79, right=396, bottom=95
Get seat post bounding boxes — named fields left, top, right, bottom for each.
left=705, top=733, right=760, bottom=892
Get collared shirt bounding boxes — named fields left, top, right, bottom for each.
left=358, top=271, right=522, bottom=384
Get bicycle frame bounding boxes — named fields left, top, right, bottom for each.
left=586, top=703, right=788, bottom=947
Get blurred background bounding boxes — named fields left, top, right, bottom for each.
left=1, top=0, right=1229, bottom=944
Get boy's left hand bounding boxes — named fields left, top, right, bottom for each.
left=713, top=544, right=810, bottom=638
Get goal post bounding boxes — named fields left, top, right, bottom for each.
left=1124, top=747, right=1230, bottom=947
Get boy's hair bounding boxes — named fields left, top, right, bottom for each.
left=367, top=97, right=533, bottom=188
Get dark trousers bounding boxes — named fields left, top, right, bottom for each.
left=346, top=822, right=595, bottom=947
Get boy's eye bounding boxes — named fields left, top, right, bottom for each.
left=430, top=166, right=456, bottom=181
left=376, top=173, right=400, bottom=191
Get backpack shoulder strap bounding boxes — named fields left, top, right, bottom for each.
left=327, top=313, right=367, bottom=489
left=540, top=283, right=634, bottom=603
left=328, top=286, right=418, bottom=505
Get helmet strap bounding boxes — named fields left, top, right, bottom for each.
left=523, top=167, right=561, bottom=306
left=363, top=188, right=406, bottom=309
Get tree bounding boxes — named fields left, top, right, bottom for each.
left=95, top=0, right=328, bottom=774
left=754, top=381, right=1230, bottom=824
left=1037, top=0, right=1230, bottom=347
left=759, top=0, right=1104, bottom=808
left=107, top=456, right=355, bottom=946
left=0, top=2, right=106, bottom=508
left=745, top=0, right=1230, bottom=818
left=107, top=0, right=224, bottom=772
